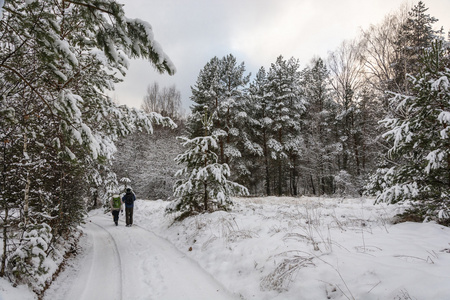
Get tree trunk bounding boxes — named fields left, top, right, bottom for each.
left=203, top=182, right=208, bottom=211
left=319, top=158, right=324, bottom=195
left=290, top=168, right=298, bottom=196
left=0, top=207, right=8, bottom=277
left=219, top=139, right=224, bottom=164
left=263, top=131, right=271, bottom=196
left=265, top=157, right=270, bottom=196
left=290, top=155, right=298, bottom=196
left=447, top=153, right=450, bottom=189
left=23, top=130, right=30, bottom=227
left=342, top=143, right=348, bottom=171
left=1, top=144, right=8, bottom=276
left=23, top=173, right=30, bottom=225
left=310, top=173, right=316, bottom=195
left=351, top=113, right=361, bottom=176
left=277, top=160, right=282, bottom=196
left=353, top=138, right=361, bottom=176
left=277, top=129, right=282, bottom=196
left=318, top=175, right=323, bottom=196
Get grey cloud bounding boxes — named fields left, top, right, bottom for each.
left=113, top=0, right=450, bottom=111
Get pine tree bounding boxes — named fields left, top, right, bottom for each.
left=189, top=54, right=250, bottom=165
left=243, top=67, right=273, bottom=194
left=393, top=1, right=441, bottom=93
left=266, top=56, right=305, bottom=196
left=0, top=0, right=176, bottom=286
left=189, top=56, right=222, bottom=137
left=168, top=108, right=248, bottom=218
left=375, top=41, right=450, bottom=224
left=301, top=58, right=338, bottom=195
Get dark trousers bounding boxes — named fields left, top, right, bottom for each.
left=112, top=210, right=120, bottom=223
left=125, top=207, right=133, bottom=225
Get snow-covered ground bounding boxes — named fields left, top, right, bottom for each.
left=42, top=212, right=236, bottom=300
left=134, top=197, right=450, bottom=299
left=2, top=196, right=450, bottom=299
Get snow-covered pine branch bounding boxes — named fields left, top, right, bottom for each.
left=375, top=41, right=450, bottom=223
left=0, top=0, right=176, bottom=287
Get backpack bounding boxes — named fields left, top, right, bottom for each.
left=112, top=195, right=121, bottom=209
left=124, top=193, right=134, bottom=205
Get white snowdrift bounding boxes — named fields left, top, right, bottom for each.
left=135, top=196, right=450, bottom=300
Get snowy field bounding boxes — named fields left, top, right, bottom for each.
left=1, top=196, right=450, bottom=299
left=135, top=197, right=450, bottom=300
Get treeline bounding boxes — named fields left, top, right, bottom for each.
left=187, top=1, right=449, bottom=207
left=189, top=54, right=372, bottom=197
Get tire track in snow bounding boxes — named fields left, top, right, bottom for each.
left=114, top=219, right=238, bottom=300
left=47, top=212, right=237, bottom=300
left=45, top=218, right=124, bottom=300
left=90, top=220, right=124, bottom=300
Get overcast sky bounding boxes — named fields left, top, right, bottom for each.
left=111, top=0, right=450, bottom=112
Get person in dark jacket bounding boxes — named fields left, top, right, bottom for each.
left=122, top=188, right=136, bottom=227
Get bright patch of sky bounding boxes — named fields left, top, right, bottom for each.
left=0, top=0, right=5, bottom=20
left=111, top=0, right=450, bottom=112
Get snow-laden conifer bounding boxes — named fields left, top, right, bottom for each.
left=374, top=41, right=450, bottom=224
left=240, top=67, right=272, bottom=194
left=266, top=56, right=305, bottom=196
left=301, top=58, right=339, bottom=195
left=189, top=54, right=250, bottom=165
left=168, top=109, right=248, bottom=218
left=0, top=0, right=176, bottom=286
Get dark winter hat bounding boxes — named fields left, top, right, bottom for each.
left=126, top=188, right=131, bottom=192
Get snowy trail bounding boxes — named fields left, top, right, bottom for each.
left=44, top=212, right=237, bottom=300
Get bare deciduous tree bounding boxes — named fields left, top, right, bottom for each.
left=328, top=39, right=366, bottom=175
left=141, top=82, right=182, bottom=120
left=360, top=4, right=409, bottom=107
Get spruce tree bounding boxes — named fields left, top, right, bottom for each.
left=375, top=41, right=450, bottom=224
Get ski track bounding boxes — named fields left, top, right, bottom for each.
left=45, top=212, right=237, bottom=300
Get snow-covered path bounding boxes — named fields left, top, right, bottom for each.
left=44, top=212, right=237, bottom=300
